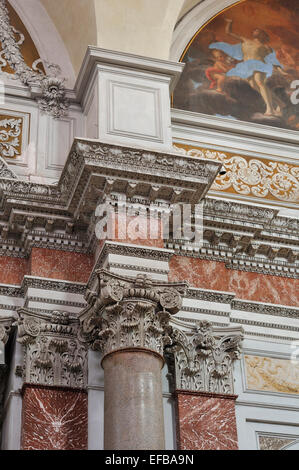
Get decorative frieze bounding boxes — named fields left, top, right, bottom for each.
left=0, top=116, right=23, bottom=158
left=79, top=270, right=186, bottom=358
left=174, top=144, right=299, bottom=204
left=232, top=300, right=299, bottom=319
left=0, top=138, right=297, bottom=278
left=167, top=320, right=243, bottom=394
left=16, top=309, right=87, bottom=389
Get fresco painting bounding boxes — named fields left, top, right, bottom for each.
left=173, top=0, right=299, bottom=130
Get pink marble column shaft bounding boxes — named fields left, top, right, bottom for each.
left=102, top=349, right=165, bottom=450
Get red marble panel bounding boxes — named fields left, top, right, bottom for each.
left=0, top=256, right=28, bottom=285
left=30, top=248, right=94, bottom=283
left=176, top=392, right=238, bottom=450
left=169, top=256, right=299, bottom=307
left=101, top=212, right=164, bottom=248
left=21, top=385, right=88, bottom=450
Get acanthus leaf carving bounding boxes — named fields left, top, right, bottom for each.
left=167, top=320, right=243, bottom=395
left=79, top=270, right=187, bottom=359
left=16, top=309, right=87, bottom=389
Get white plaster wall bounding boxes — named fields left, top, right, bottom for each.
left=234, top=338, right=299, bottom=450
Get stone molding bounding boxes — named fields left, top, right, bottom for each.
left=0, top=138, right=219, bottom=257
left=174, top=144, right=299, bottom=204
left=0, top=138, right=297, bottom=278
left=15, top=308, right=87, bottom=389
left=167, top=320, right=243, bottom=395
left=0, top=276, right=86, bottom=298
left=79, top=270, right=187, bottom=359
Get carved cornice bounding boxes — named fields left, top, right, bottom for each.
left=79, top=270, right=187, bottom=359
left=0, top=139, right=297, bottom=277
left=167, top=320, right=243, bottom=394
left=0, top=276, right=86, bottom=298
left=232, top=300, right=299, bottom=319
left=187, top=288, right=235, bottom=304
left=15, top=309, right=87, bottom=389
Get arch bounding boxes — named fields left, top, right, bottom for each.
left=171, top=0, right=242, bottom=61
left=9, top=0, right=76, bottom=87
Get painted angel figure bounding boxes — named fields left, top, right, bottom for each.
left=209, top=18, right=287, bottom=116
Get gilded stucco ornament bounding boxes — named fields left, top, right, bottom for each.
left=0, top=0, right=69, bottom=118
left=174, top=144, right=299, bottom=203
left=16, top=309, right=87, bottom=388
left=79, top=270, right=187, bottom=358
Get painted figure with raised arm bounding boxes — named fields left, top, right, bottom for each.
left=209, top=19, right=287, bottom=116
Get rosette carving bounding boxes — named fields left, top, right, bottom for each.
left=79, top=270, right=187, bottom=359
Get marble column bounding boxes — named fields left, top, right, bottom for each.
left=103, top=350, right=164, bottom=450
left=79, top=269, right=186, bottom=450
left=16, top=309, right=88, bottom=450
left=168, top=321, right=243, bottom=450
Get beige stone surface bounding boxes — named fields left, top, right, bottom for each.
left=245, top=355, right=299, bottom=395
left=40, top=0, right=186, bottom=76
left=40, top=0, right=97, bottom=76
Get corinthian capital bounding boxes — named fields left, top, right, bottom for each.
left=167, top=320, right=243, bottom=395
left=79, top=270, right=187, bottom=358
left=16, top=309, right=87, bottom=389
left=0, top=317, right=13, bottom=346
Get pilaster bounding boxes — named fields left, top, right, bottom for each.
left=167, top=320, right=243, bottom=450
left=15, top=309, right=88, bottom=450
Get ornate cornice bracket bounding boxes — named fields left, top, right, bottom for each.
left=167, top=320, right=243, bottom=395
left=15, top=308, right=87, bottom=389
left=79, top=270, right=187, bottom=358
